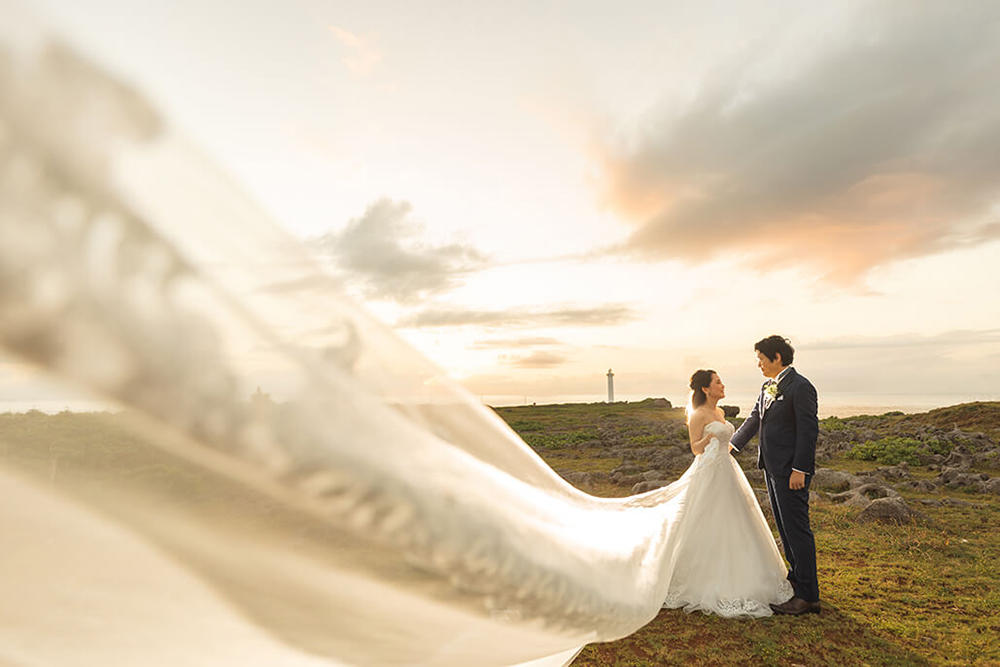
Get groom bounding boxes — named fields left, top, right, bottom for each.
left=730, top=335, right=820, bottom=615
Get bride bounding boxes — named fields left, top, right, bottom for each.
left=656, top=369, right=793, bottom=617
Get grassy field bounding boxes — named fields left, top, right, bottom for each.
left=1, top=403, right=998, bottom=666
left=494, top=400, right=1000, bottom=667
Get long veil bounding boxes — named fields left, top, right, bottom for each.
left=0, top=21, right=690, bottom=667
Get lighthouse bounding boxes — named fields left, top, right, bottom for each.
left=607, top=368, right=614, bottom=403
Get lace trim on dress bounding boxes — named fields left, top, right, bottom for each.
left=662, top=592, right=767, bottom=617
left=662, top=577, right=793, bottom=618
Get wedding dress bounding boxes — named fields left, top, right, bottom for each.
left=654, top=420, right=793, bottom=617
left=0, top=20, right=784, bottom=667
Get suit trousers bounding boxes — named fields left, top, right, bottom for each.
left=765, top=471, right=819, bottom=602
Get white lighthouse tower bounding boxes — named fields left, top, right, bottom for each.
left=606, top=368, right=615, bottom=403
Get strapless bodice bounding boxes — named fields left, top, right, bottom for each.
left=704, top=420, right=735, bottom=440
left=702, top=420, right=735, bottom=458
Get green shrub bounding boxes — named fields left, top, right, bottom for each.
left=846, top=436, right=953, bottom=465
left=564, top=429, right=595, bottom=443
left=925, top=438, right=953, bottom=456
left=508, top=420, right=543, bottom=432
left=522, top=432, right=559, bottom=449
left=521, top=429, right=594, bottom=449
left=821, top=416, right=851, bottom=432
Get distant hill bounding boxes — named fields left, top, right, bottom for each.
left=897, top=401, right=1000, bottom=435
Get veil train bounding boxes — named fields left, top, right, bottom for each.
left=0, top=26, right=688, bottom=667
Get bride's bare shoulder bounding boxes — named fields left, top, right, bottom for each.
left=687, top=408, right=710, bottom=429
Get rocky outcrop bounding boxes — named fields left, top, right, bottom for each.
left=649, top=447, right=694, bottom=470
left=943, top=450, right=973, bottom=470
left=611, top=472, right=644, bottom=486
left=916, top=497, right=976, bottom=507
left=936, top=467, right=991, bottom=492
left=858, top=497, right=919, bottom=524
left=753, top=488, right=772, bottom=518
left=872, top=462, right=911, bottom=481
left=899, top=479, right=938, bottom=493
left=517, top=404, right=1000, bottom=505
left=611, top=463, right=642, bottom=476
left=972, top=449, right=1000, bottom=467
left=830, top=482, right=901, bottom=508
left=560, top=471, right=594, bottom=486
left=811, top=468, right=859, bottom=493
left=559, top=471, right=612, bottom=486
left=632, top=480, right=669, bottom=494
left=743, top=468, right=766, bottom=486
left=610, top=463, right=651, bottom=486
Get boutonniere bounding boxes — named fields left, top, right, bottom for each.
left=765, top=383, right=779, bottom=400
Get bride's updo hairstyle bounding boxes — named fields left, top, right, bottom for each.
left=687, top=369, right=715, bottom=420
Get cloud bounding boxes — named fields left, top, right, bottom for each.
left=798, top=328, right=1000, bottom=394
left=256, top=274, right=341, bottom=295
left=328, top=25, right=381, bottom=76
left=471, top=337, right=563, bottom=349
left=396, top=304, right=635, bottom=328
left=462, top=370, right=674, bottom=400
left=501, top=351, right=568, bottom=369
left=600, top=3, right=1000, bottom=283
left=312, top=199, right=487, bottom=303
left=803, top=329, right=1000, bottom=351
left=475, top=338, right=568, bottom=369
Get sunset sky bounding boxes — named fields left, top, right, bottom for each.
left=9, top=0, right=1000, bottom=410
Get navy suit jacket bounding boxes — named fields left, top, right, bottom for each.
left=730, top=367, right=818, bottom=477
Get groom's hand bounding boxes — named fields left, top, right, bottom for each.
left=789, top=470, right=806, bottom=490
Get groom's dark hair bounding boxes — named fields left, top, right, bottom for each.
left=755, top=335, right=794, bottom=365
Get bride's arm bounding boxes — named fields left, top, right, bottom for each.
left=687, top=414, right=712, bottom=455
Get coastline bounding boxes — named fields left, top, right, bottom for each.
left=481, top=392, right=1000, bottom=419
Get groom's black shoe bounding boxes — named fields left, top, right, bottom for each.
left=770, top=597, right=820, bottom=615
